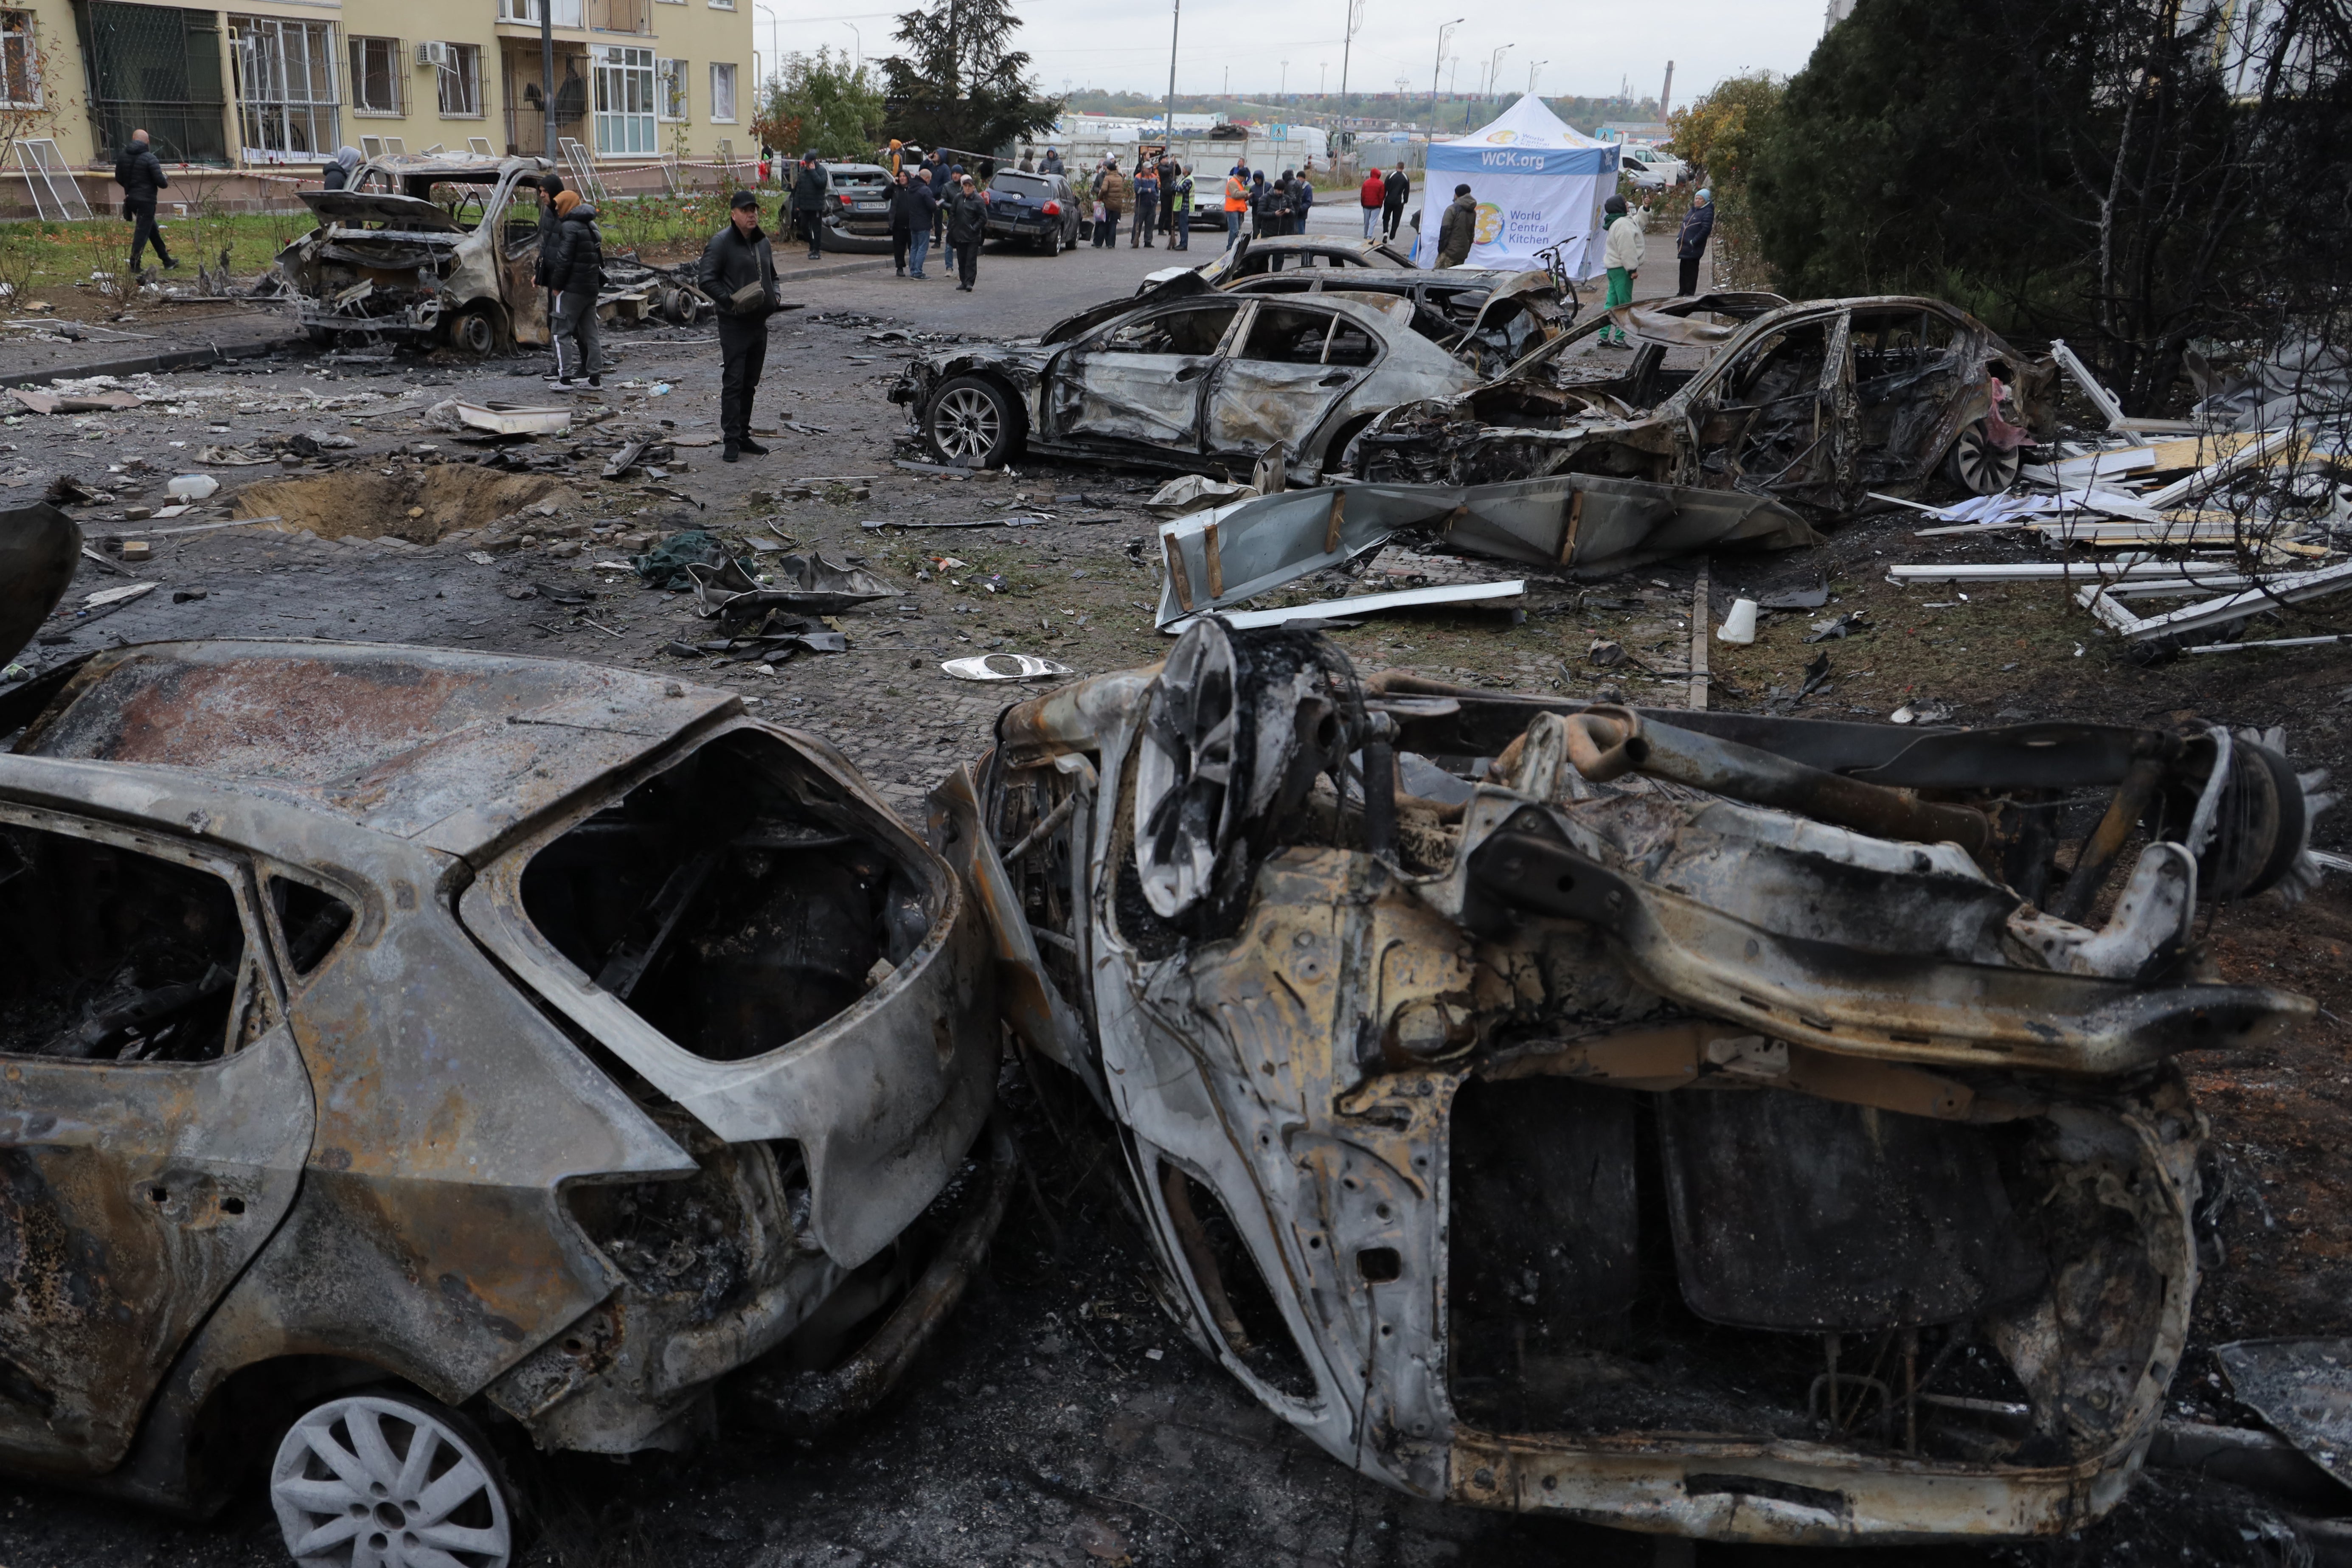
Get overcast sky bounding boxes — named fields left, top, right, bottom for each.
left=750, top=0, right=1829, bottom=108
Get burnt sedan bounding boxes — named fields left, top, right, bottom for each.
left=1358, top=293, right=2057, bottom=509
left=888, top=271, right=1573, bottom=481
left=0, top=640, right=1007, bottom=1567
left=954, top=621, right=2328, bottom=1546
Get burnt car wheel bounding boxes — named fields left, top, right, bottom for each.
left=449, top=309, right=497, bottom=357
left=270, top=1391, right=517, bottom=1568
left=1945, top=419, right=2021, bottom=495
left=925, top=375, right=1021, bottom=467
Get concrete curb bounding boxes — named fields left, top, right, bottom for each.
left=4, top=333, right=303, bottom=389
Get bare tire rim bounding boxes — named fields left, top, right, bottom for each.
left=271, top=1394, right=512, bottom=1568
left=933, top=387, right=1002, bottom=461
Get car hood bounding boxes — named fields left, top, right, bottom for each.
left=298, top=190, right=467, bottom=232
left=13, top=640, right=736, bottom=858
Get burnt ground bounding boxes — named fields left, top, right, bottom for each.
left=0, top=220, right=2344, bottom=1566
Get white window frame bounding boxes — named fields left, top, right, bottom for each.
left=592, top=43, right=656, bottom=155
left=655, top=56, right=686, bottom=121
left=436, top=41, right=483, bottom=118
left=230, top=16, right=339, bottom=164
left=0, top=11, right=41, bottom=111
left=707, top=61, right=735, bottom=123
left=498, top=0, right=584, bottom=27
left=346, top=35, right=402, bottom=116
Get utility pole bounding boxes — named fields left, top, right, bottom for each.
left=1162, top=0, right=1180, bottom=146
left=1336, top=0, right=1363, bottom=173
left=1430, top=17, right=1461, bottom=109
left=540, top=0, right=556, bottom=163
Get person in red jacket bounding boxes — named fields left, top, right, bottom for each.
left=1359, top=167, right=1385, bottom=240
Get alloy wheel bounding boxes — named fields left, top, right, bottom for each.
left=932, top=387, right=1003, bottom=462
left=271, top=1394, right=513, bottom=1568
left=1949, top=422, right=2020, bottom=495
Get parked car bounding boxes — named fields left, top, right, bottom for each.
left=983, top=169, right=1080, bottom=254
left=888, top=269, right=1576, bottom=479
left=962, top=619, right=2325, bottom=1546
left=1357, top=292, right=2058, bottom=508
left=0, top=639, right=1008, bottom=1565
left=817, top=163, right=898, bottom=253
left=278, top=153, right=558, bottom=354
left=1620, top=143, right=1688, bottom=189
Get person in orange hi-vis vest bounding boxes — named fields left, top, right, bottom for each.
left=1222, top=166, right=1249, bottom=251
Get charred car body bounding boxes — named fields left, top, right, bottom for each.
left=1358, top=293, right=2056, bottom=510
left=890, top=270, right=1576, bottom=480
left=0, top=640, right=1004, bottom=1564
left=277, top=154, right=559, bottom=354
left=957, top=620, right=2327, bottom=1544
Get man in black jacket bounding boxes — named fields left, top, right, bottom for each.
left=1381, top=166, right=1409, bottom=242
left=696, top=192, right=781, bottom=461
left=788, top=151, right=826, bottom=260
left=544, top=190, right=604, bottom=387
left=944, top=174, right=988, bottom=291
left=113, top=129, right=174, bottom=272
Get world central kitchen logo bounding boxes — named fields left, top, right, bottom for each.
left=1477, top=150, right=1547, bottom=169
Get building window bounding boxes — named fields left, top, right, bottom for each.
left=436, top=42, right=483, bottom=117
left=592, top=44, right=654, bottom=154
left=230, top=17, right=338, bottom=163
left=498, top=0, right=585, bottom=25
left=347, top=36, right=401, bottom=116
left=656, top=56, right=686, bottom=121
left=708, top=61, right=735, bottom=123
left=0, top=11, right=39, bottom=109
left=80, top=2, right=230, bottom=165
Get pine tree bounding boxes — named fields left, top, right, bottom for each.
left=881, top=0, right=1062, bottom=163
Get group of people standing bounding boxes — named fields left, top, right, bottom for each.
left=881, top=156, right=990, bottom=288
left=1355, top=167, right=1411, bottom=243
left=1089, top=151, right=1194, bottom=250
left=1214, top=166, right=1318, bottom=247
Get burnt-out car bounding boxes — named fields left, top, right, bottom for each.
left=1358, top=294, right=2057, bottom=510
left=277, top=153, right=560, bottom=354
left=815, top=163, right=898, bottom=253
left=951, top=620, right=2328, bottom=1545
left=0, top=641, right=1005, bottom=1563
left=888, top=270, right=1575, bottom=480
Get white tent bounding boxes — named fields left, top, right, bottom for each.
left=1415, top=94, right=1619, bottom=277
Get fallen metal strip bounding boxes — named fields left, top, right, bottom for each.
left=1165, top=578, right=1525, bottom=632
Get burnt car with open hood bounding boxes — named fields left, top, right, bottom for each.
left=946, top=619, right=2328, bottom=1546
left=0, top=639, right=1006, bottom=1568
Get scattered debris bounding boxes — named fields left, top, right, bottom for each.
left=941, top=653, right=1074, bottom=681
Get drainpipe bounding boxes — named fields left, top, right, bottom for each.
left=541, top=0, right=557, bottom=163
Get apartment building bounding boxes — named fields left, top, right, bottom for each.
left=0, top=0, right=752, bottom=170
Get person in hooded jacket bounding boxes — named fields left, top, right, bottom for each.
left=1290, top=171, right=1313, bottom=235
left=113, top=129, right=174, bottom=271
left=544, top=190, right=605, bottom=387
left=1599, top=193, right=1642, bottom=345
left=697, top=191, right=781, bottom=461
left=1358, top=167, right=1385, bottom=239
left=1435, top=183, right=1478, bottom=267
left=1676, top=188, right=1714, bottom=297
left=322, top=146, right=361, bottom=192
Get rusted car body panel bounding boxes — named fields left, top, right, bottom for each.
left=0, top=640, right=997, bottom=1511
left=891, top=269, right=1579, bottom=482
left=1357, top=294, right=2057, bottom=513
left=275, top=154, right=557, bottom=349
left=966, top=624, right=2324, bottom=1544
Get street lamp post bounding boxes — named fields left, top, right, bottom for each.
left=1163, top=0, right=1180, bottom=150
left=755, top=3, right=781, bottom=77
left=1430, top=16, right=1462, bottom=120
left=1335, top=0, right=1363, bottom=174
left=1486, top=43, right=1510, bottom=115
left=842, top=20, right=860, bottom=69
left=1527, top=59, right=1545, bottom=96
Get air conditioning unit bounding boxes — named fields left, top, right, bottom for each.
left=415, top=41, right=452, bottom=70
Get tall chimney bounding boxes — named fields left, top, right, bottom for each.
left=1660, top=60, right=1675, bottom=120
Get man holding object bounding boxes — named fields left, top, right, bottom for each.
left=697, top=191, right=781, bottom=462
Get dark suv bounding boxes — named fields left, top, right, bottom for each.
left=982, top=170, right=1079, bottom=254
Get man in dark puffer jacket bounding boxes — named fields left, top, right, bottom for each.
left=113, top=129, right=174, bottom=272
left=544, top=190, right=604, bottom=386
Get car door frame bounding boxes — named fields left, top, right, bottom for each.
left=1038, top=297, right=1251, bottom=459
left=1668, top=305, right=1857, bottom=507
left=0, top=799, right=312, bottom=1476
left=1200, top=298, right=1388, bottom=468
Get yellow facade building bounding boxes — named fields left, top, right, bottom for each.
left=0, top=0, right=753, bottom=172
